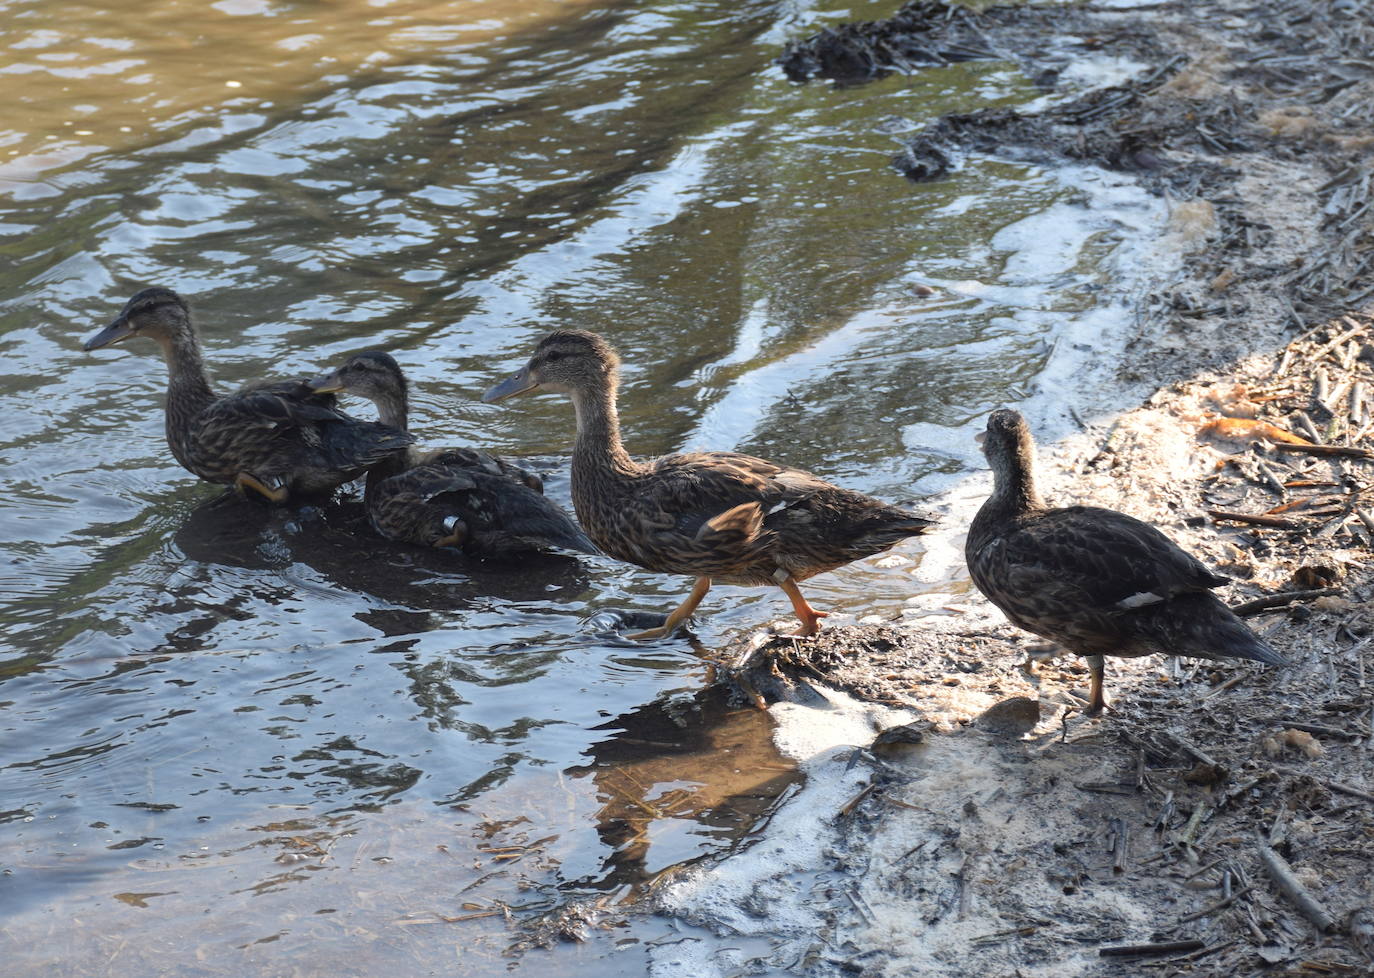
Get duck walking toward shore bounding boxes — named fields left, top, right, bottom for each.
left=311, top=351, right=597, bottom=556
left=966, top=408, right=1287, bottom=714
left=84, top=288, right=412, bottom=502
left=483, top=330, right=936, bottom=639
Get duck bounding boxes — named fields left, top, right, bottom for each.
left=966, top=408, right=1287, bottom=714
left=309, top=350, right=598, bottom=557
left=482, top=330, right=936, bottom=639
left=84, top=288, right=413, bottom=502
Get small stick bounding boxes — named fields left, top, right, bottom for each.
left=1308, top=326, right=1364, bottom=362
left=1177, top=884, right=1256, bottom=923
left=1207, top=509, right=1299, bottom=529
left=1168, top=732, right=1221, bottom=769
left=1273, top=442, right=1372, bottom=459
left=1257, top=843, right=1338, bottom=933
left=1294, top=410, right=1324, bottom=444
left=1231, top=587, right=1340, bottom=616
left=1204, top=673, right=1248, bottom=697
left=1316, top=367, right=1331, bottom=407
left=836, top=783, right=877, bottom=819
left=1110, top=817, right=1130, bottom=874
left=1100, top=940, right=1205, bottom=958
left=1255, top=459, right=1289, bottom=497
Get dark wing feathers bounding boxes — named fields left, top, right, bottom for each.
left=980, top=506, right=1226, bottom=615
left=369, top=454, right=596, bottom=556
left=582, top=451, right=933, bottom=582
left=967, top=502, right=1285, bottom=667
left=187, top=380, right=412, bottom=490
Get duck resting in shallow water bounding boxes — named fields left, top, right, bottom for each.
left=310, top=351, right=597, bottom=557
left=84, top=288, right=413, bottom=503
left=965, top=408, right=1287, bottom=714
left=483, top=329, right=936, bottom=639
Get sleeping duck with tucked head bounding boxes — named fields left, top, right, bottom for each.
left=966, top=408, right=1287, bottom=714
left=483, top=329, right=936, bottom=639
left=84, top=288, right=412, bottom=503
left=310, top=350, right=597, bottom=558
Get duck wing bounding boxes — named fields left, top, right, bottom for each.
left=195, top=380, right=412, bottom=478
left=971, top=505, right=1229, bottom=627
left=602, top=452, right=931, bottom=577
left=374, top=457, right=597, bottom=555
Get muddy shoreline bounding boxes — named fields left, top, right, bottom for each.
left=643, top=1, right=1374, bottom=975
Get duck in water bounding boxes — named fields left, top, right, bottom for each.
left=483, top=330, right=935, bottom=639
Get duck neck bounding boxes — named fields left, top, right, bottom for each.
left=158, top=332, right=216, bottom=452
left=989, top=443, right=1043, bottom=516
left=371, top=387, right=409, bottom=433
left=364, top=388, right=411, bottom=504
left=569, top=381, right=641, bottom=494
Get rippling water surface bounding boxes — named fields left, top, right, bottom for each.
left=0, top=0, right=1158, bottom=972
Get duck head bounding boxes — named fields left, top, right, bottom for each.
left=310, top=350, right=407, bottom=402
left=84, top=287, right=192, bottom=351
left=482, top=330, right=621, bottom=403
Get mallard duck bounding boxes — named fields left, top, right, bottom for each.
left=84, top=288, right=413, bottom=502
left=309, top=351, right=598, bottom=556
left=966, top=408, right=1287, bottom=714
left=482, top=330, right=936, bottom=639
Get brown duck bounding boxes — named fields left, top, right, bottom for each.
left=966, top=408, right=1287, bottom=714
left=310, top=351, right=597, bottom=556
left=483, top=330, right=936, bottom=639
left=84, top=288, right=413, bottom=502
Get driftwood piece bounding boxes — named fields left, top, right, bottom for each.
left=1207, top=509, right=1300, bottom=529
left=1231, top=587, right=1341, bottom=616
left=1257, top=843, right=1338, bottom=934
left=1273, top=442, right=1372, bottom=459
left=1099, top=939, right=1205, bottom=958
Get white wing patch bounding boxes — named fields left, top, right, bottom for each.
left=1116, top=591, right=1164, bottom=610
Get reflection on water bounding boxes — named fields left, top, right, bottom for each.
left=0, top=0, right=1160, bottom=971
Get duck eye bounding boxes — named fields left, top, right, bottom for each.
left=545, top=350, right=563, bottom=363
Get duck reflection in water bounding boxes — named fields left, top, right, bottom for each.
left=563, top=685, right=802, bottom=891
left=171, top=490, right=593, bottom=631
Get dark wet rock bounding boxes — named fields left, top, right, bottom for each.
left=872, top=721, right=930, bottom=748
left=974, top=696, right=1041, bottom=736
left=777, top=0, right=1170, bottom=88
left=777, top=1, right=1001, bottom=87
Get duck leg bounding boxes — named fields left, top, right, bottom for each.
left=779, top=576, right=830, bottom=637
left=1084, top=654, right=1108, bottom=715
left=235, top=472, right=288, bottom=503
left=627, top=577, right=711, bottom=641
left=433, top=515, right=468, bottom=549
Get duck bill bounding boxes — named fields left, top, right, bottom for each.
left=482, top=366, right=538, bottom=403
left=83, top=316, right=134, bottom=351
left=308, top=370, right=345, bottom=394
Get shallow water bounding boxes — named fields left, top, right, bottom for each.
left=0, top=0, right=1162, bottom=972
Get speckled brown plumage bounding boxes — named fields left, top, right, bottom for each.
left=311, top=351, right=596, bottom=556
left=483, top=330, right=936, bottom=638
left=84, top=288, right=412, bottom=502
left=966, top=408, right=1287, bottom=713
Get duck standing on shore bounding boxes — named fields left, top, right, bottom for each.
left=311, top=350, right=597, bottom=556
left=84, top=288, right=412, bottom=502
left=966, top=408, right=1287, bottom=714
left=483, top=329, right=935, bottom=639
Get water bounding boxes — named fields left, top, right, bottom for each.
left=0, top=0, right=1162, bottom=972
